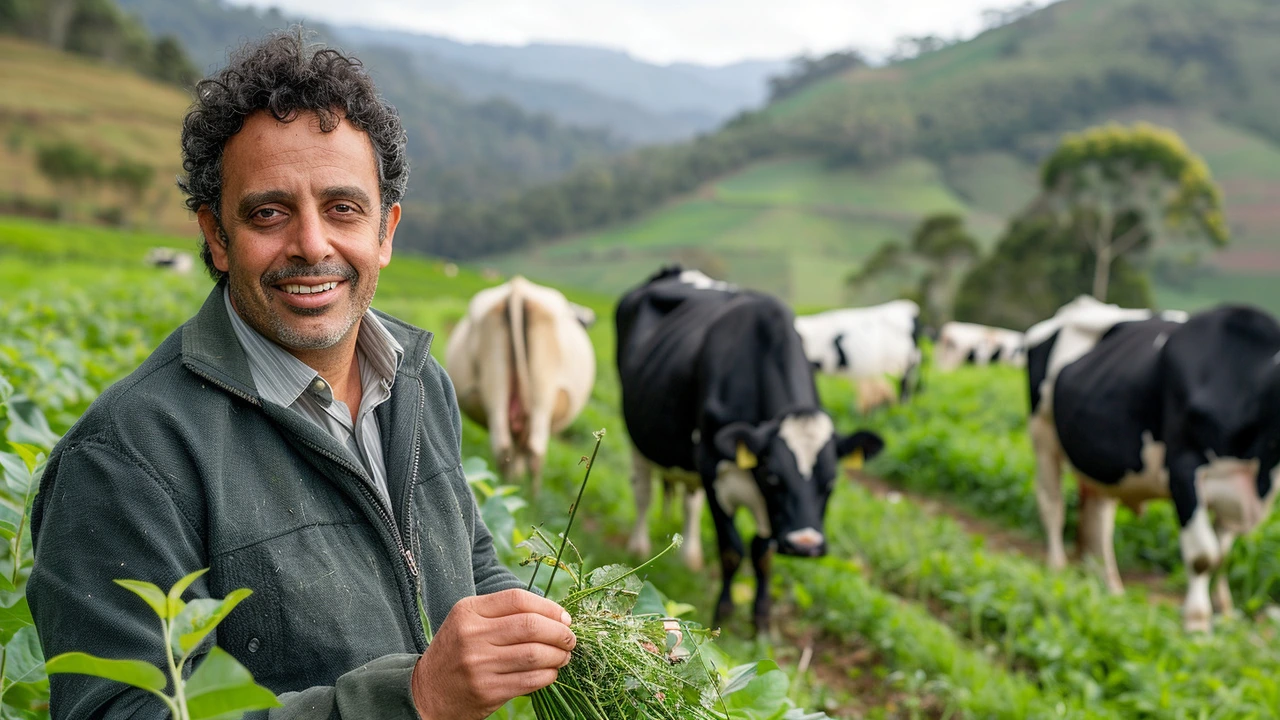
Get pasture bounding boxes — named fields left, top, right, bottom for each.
left=4, top=215, right=1280, bottom=718
left=483, top=135, right=1280, bottom=315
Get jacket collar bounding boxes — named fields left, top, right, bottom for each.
left=180, top=280, right=435, bottom=401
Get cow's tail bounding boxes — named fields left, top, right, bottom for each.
left=508, top=276, right=534, bottom=440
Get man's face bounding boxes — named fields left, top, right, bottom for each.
left=200, top=110, right=399, bottom=353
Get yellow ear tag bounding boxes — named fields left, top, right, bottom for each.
left=736, top=442, right=758, bottom=470
left=842, top=448, right=865, bottom=471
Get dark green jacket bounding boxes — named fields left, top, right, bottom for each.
left=28, top=283, right=522, bottom=718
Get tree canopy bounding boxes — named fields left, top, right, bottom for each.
left=1038, top=121, right=1227, bottom=299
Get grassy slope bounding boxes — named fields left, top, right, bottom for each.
left=0, top=37, right=194, bottom=235
left=484, top=105, right=1280, bottom=313
left=479, top=0, right=1280, bottom=313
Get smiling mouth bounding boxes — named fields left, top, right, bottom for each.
left=280, top=281, right=340, bottom=295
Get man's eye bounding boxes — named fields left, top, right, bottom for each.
left=332, top=204, right=355, bottom=214
left=254, top=208, right=280, bottom=220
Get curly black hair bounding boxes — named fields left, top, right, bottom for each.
left=178, top=30, right=409, bottom=280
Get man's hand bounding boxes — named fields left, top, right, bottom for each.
left=410, top=588, right=576, bottom=720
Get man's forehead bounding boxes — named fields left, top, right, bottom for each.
left=221, top=109, right=379, bottom=195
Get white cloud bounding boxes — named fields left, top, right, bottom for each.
left=228, top=0, right=1045, bottom=66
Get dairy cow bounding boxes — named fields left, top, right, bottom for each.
left=1027, top=295, right=1280, bottom=631
left=794, top=300, right=922, bottom=414
left=617, top=267, right=884, bottom=633
left=446, top=276, right=595, bottom=494
left=935, top=321, right=1026, bottom=371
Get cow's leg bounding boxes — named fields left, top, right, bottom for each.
left=749, top=535, right=775, bottom=638
left=706, top=491, right=743, bottom=629
left=1180, top=507, right=1220, bottom=633
left=1030, top=414, right=1068, bottom=571
left=680, top=484, right=705, bottom=572
left=626, top=447, right=654, bottom=558
left=1077, top=482, right=1123, bottom=594
left=1212, top=531, right=1236, bottom=616
left=476, top=329, right=516, bottom=479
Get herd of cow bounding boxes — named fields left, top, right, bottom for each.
left=445, top=266, right=1280, bottom=634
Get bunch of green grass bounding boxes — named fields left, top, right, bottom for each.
left=523, top=430, right=730, bottom=720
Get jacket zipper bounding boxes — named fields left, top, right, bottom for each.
left=188, top=363, right=426, bottom=646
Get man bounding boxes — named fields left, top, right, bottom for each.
left=27, top=33, right=574, bottom=719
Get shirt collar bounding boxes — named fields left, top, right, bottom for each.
left=223, top=286, right=404, bottom=408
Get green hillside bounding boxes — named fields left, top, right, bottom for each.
left=477, top=0, right=1280, bottom=313
left=0, top=36, right=196, bottom=235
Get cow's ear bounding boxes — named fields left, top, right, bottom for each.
left=714, top=422, right=771, bottom=469
left=835, top=430, right=885, bottom=471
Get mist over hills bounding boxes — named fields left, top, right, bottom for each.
left=116, top=0, right=783, bottom=144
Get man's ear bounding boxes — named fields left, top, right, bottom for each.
left=835, top=430, right=885, bottom=471
left=713, top=422, right=775, bottom=470
left=378, top=203, right=400, bottom=268
left=197, top=207, right=230, bottom=273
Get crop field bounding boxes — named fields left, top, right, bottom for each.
left=5, top=215, right=1280, bottom=718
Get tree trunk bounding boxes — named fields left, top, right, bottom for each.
left=47, top=0, right=77, bottom=50
left=1093, top=243, right=1112, bottom=301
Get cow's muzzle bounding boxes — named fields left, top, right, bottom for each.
left=778, top=528, right=827, bottom=557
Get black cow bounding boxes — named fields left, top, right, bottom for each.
left=1027, top=296, right=1280, bottom=631
left=617, top=267, right=884, bottom=634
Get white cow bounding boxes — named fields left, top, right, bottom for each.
left=446, top=276, right=596, bottom=493
left=144, top=248, right=194, bottom=274
left=935, top=321, right=1026, bottom=372
left=794, top=300, right=922, bottom=414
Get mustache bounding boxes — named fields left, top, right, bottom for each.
left=260, top=262, right=358, bottom=287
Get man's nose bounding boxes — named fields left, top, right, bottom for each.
left=287, top=207, right=333, bottom=265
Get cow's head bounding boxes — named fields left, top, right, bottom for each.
left=713, top=410, right=884, bottom=557
left=1185, top=373, right=1280, bottom=537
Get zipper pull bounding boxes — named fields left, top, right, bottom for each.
left=404, top=548, right=420, bottom=578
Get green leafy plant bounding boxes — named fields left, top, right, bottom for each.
left=45, top=568, right=279, bottom=720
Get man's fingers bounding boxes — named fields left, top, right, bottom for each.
left=489, top=612, right=577, bottom=650
left=495, top=668, right=562, bottom=697
left=489, top=642, right=573, bottom=674
left=474, top=588, right=572, bottom=626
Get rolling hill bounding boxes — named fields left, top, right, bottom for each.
left=475, top=0, right=1280, bottom=314
left=0, top=36, right=195, bottom=236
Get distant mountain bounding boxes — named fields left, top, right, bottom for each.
left=113, top=0, right=623, bottom=206
left=114, top=0, right=784, bottom=143
left=338, top=26, right=785, bottom=123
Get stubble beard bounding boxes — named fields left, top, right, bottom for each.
left=230, top=262, right=373, bottom=351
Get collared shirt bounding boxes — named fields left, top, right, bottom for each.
left=223, top=287, right=404, bottom=506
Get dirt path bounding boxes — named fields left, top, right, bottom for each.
left=848, top=472, right=1181, bottom=604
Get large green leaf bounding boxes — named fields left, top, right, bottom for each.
left=0, top=596, right=33, bottom=645
left=167, top=568, right=210, bottom=620
left=114, top=580, right=167, bottom=620
left=721, top=662, right=790, bottom=720
left=479, top=495, right=517, bottom=558
left=4, top=625, right=47, bottom=685
left=3, top=397, right=60, bottom=450
left=171, top=589, right=253, bottom=656
left=45, top=652, right=166, bottom=692
left=184, top=647, right=281, bottom=719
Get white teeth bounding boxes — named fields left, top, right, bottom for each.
left=282, top=282, right=338, bottom=295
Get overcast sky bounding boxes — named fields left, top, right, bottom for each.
left=230, top=0, right=1048, bottom=66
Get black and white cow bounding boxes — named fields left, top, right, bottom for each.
left=617, top=267, right=884, bottom=633
left=1027, top=295, right=1280, bottom=631
left=794, top=300, right=923, bottom=414
left=935, top=321, right=1026, bottom=372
